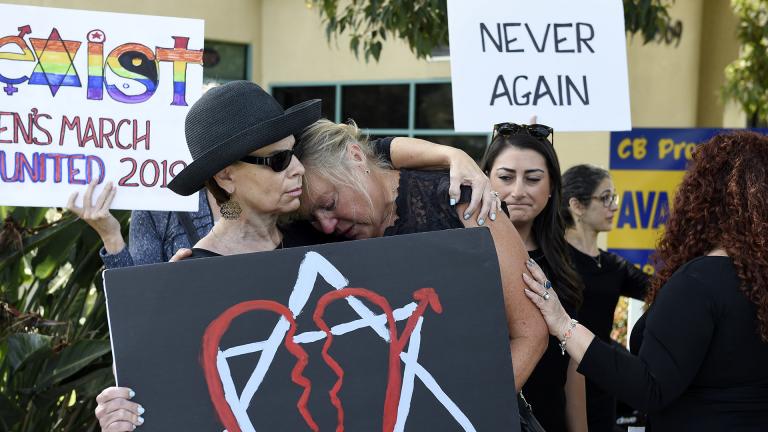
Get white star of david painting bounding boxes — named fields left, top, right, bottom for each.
left=212, top=252, right=477, bottom=432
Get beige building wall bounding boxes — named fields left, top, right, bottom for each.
left=4, top=0, right=744, bottom=166
left=260, top=1, right=449, bottom=84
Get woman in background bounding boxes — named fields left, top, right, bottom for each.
left=561, top=164, right=649, bottom=431
left=524, top=131, right=768, bottom=431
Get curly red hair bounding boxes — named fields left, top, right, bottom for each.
left=649, top=131, right=768, bottom=342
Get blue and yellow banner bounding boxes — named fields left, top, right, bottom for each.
left=607, top=128, right=767, bottom=272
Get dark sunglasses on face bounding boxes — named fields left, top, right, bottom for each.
left=493, top=122, right=554, bottom=144
left=240, top=149, right=294, bottom=172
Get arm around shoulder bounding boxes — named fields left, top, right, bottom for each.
left=458, top=203, right=548, bottom=390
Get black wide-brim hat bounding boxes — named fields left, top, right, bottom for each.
left=168, top=80, right=321, bottom=196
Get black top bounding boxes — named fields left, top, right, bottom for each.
left=189, top=220, right=343, bottom=258
left=579, top=256, right=768, bottom=431
left=522, top=250, right=578, bottom=432
left=384, top=169, right=466, bottom=235
left=570, top=245, right=648, bottom=343
left=569, top=245, right=649, bottom=431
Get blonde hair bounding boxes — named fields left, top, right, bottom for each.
left=298, top=119, right=391, bottom=217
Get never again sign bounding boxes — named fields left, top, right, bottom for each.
left=447, top=0, right=631, bottom=132
left=0, top=4, right=203, bottom=211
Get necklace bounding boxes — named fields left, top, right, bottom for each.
left=588, top=252, right=602, bottom=268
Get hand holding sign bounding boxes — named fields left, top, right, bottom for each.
left=94, top=386, right=144, bottom=432
left=67, top=180, right=124, bottom=254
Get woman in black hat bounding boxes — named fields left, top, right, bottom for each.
left=296, top=119, right=548, bottom=394
left=92, top=81, right=500, bottom=431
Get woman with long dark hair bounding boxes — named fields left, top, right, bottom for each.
left=561, top=164, right=649, bottom=431
left=480, top=123, right=585, bottom=431
left=525, top=131, right=768, bottom=431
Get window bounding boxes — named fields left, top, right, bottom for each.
left=273, top=86, right=336, bottom=119
left=415, top=83, right=453, bottom=129
left=342, top=84, right=409, bottom=128
left=270, top=80, right=489, bottom=160
left=202, top=40, right=249, bottom=83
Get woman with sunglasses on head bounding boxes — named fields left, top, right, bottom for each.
left=480, top=122, right=586, bottom=432
left=524, top=131, right=768, bottom=431
left=296, top=119, right=548, bottom=397
left=91, top=81, right=499, bottom=432
left=561, top=164, right=649, bottom=432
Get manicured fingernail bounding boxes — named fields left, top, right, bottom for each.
left=450, top=198, right=456, bottom=206
left=137, top=416, right=144, bottom=425
left=478, top=218, right=485, bottom=226
left=138, top=405, right=145, bottom=415
left=464, top=213, right=471, bottom=220
left=490, top=213, right=496, bottom=221
left=526, top=258, right=534, bottom=266
left=129, top=390, right=135, bottom=398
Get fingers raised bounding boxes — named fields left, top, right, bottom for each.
left=94, top=182, right=114, bottom=211
left=66, top=191, right=82, bottom=216
left=83, top=179, right=98, bottom=213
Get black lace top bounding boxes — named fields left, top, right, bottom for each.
left=383, top=170, right=466, bottom=236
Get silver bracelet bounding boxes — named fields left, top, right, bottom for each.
left=558, top=319, right=578, bottom=356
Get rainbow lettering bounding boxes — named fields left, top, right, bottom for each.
left=28, top=28, right=82, bottom=96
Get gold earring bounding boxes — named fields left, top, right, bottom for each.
left=220, top=200, right=242, bottom=220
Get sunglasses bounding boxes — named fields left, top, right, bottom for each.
left=240, top=149, right=294, bottom=172
left=493, top=122, right=554, bottom=144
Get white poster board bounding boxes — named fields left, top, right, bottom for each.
left=0, top=4, right=203, bottom=211
left=447, top=0, right=631, bottom=132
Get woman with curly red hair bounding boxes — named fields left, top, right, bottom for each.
left=523, top=131, right=768, bottom=431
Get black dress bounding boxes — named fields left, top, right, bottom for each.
left=383, top=169, right=465, bottom=235
left=521, top=250, right=578, bottom=432
left=578, top=256, right=768, bottom=431
left=569, top=245, right=648, bottom=432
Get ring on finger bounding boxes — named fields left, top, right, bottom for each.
left=543, top=292, right=551, bottom=301
left=543, top=280, right=552, bottom=290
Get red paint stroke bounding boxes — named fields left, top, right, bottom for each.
left=201, top=301, right=318, bottom=432
left=313, top=288, right=442, bottom=432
